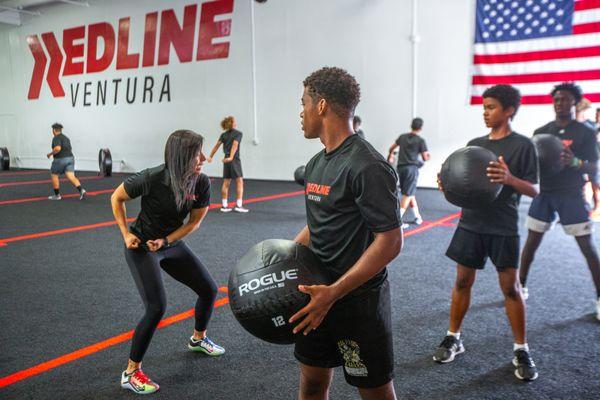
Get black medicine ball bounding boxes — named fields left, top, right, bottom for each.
left=440, top=146, right=502, bottom=209
left=532, top=134, right=564, bottom=178
left=228, top=239, right=330, bottom=345
left=294, top=165, right=306, bottom=186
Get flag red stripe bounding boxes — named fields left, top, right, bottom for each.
left=574, top=0, right=600, bottom=12
left=470, top=93, right=600, bottom=104
left=573, top=21, right=600, bottom=35
left=472, top=69, right=600, bottom=84
left=473, top=45, right=600, bottom=64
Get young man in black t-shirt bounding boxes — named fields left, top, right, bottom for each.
left=387, top=118, right=430, bottom=228
left=207, top=116, right=249, bottom=213
left=520, top=83, right=600, bottom=321
left=434, top=85, right=540, bottom=381
left=46, top=123, right=86, bottom=200
left=290, top=67, right=402, bottom=400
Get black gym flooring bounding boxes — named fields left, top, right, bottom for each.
left=0, top=169, right=599, bottom=400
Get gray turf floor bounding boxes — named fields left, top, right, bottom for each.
left=0, top=169, right=599, bottom=399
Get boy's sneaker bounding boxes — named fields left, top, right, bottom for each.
left=433, top=335, right=465, bottom=363
left=521, top=286, right=529, bottom=301
left=220, top=207, right=232, bottom=213
left=188, top=336, right=225, bottom=356
left=513, top=349, right=539, bottom=381
left=79, top=189, right=87, bottom=200
left=234, top=206, right=249, bottom=213
left=121, top=369, right=159, bottom=395
left=48, top=194, right=62, bottom=200
left=414, top=217, right=423, bottom=225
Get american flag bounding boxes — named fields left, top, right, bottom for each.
left=470, top=0, right=600, bottom=104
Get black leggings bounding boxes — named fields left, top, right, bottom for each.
left=124, top=241, right=218, bottom=362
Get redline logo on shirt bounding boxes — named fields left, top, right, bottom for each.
left=562, top=140, right=573, bottom=148
left=26, top=0, right=233, bottom=105
left=306, top=182, right=331, bottom=203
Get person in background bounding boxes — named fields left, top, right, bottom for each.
left=46, top=122, right=86, bottom=201
left=353, top=115, right=365, bottom=139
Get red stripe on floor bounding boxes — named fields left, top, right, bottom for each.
left=0, top=293, right=229, bottom=389
left=0, top=175, right=103, bottom=188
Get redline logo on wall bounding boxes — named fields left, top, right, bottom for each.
left=26, top=0, right=233, bottom=107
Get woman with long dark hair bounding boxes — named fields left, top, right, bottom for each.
left=111, top=130, right=224, bottom=395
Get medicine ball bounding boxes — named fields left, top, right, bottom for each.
left=294, top=165, right=306, bottom=186
left=228, top=239, right=330, bottom=345
left=440, top=146, right=502, bottom=208
left=532, top=134, right=564, bottom=177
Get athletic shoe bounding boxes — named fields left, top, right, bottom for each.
left=513, top=349, right=539, bottom=381
left=401, top=223, right=410, bottom=230
left=234, top=206, right=249, bottom=213
left=79, top=189, right=87, bottom=200
left=48, top=194, right=62, bottom=200
left=433, top=335, right=465, bottom=363
left=188, top=336, right=225, bottom=356
left=414, top=217, right=423, bottom=225
left=220, top=207, right=232, bottom=213
left=121, top=369, right=159, bottom=395
left=596, top=298, right=600, bottom=321
left=521, top=286, right=529, bottom=301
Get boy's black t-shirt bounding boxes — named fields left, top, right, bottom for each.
left=395, top=133, right=427, bottom=167
left=304, top=134, right=401, bottom=298
left=533, top=120, right=599, bottom=194
left=123, top=165, right=211, bottom=242
left=51, top=134, right=73, bottom=158
left=458, top=132, right=538, bottom=236
left=219, top=129, right=243, bottom=160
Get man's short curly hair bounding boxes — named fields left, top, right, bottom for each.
left=551, top=82, right=583, bottom=104
left=482, top=84, right=522, bottom=119
left=303, top=67, right=361, bottom=117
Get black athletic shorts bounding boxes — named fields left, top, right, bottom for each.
left=446, top=227, right=519, bottom=270
left=223, top=159, right=243, bottom=179
left=397, top=165, right=418, bottom=196
left=294, top=280, right=393, bottom=389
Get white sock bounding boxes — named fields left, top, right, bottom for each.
left=514, top=343, right=529, bottom=352
left=222, top=199, right=228, bottom=208
left=447, top=330, right=460, bottom=339
left=236, top=199, right=243, bottom=208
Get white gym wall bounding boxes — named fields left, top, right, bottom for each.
left=0, top=0, right=559, bottom=186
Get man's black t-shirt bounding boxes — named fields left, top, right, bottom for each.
left=458, top=132, right=538, bottom=236
left=533, top=120, right=599, bottom=194
left=219, top=129, right=243, bottom=160
left=124, top=165, right=211, bottom=242
left=51, top=134, right=73, bottom=158
left=395, top=133, right=427, bottom=167
left=304, top=134, right=401, bottom=298
left=355, top=129, right=365, bottom=140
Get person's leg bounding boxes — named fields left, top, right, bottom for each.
left=50, top=174, right=60, bottom=194
left=409, top=196, right=422, bottom=222
left=221, top=179, right=231, bottom=208
left=298, top=364, right=333, bottom=400
left=235, top=177, right=244, bottom=204
left=449, top=265, right=477, bottom=333
left=358, top=382, right=396, bottom=400
left=65, top=171, right=81, bottom=187
left=399, top=195, right=411, bottom=216
left=498, top=268, right=526, bottom=344
left=160, top=243, right=223, bottom=354
left=574, top=235, right=600, bottom=298
left=519, top=230, right=545, bottom=287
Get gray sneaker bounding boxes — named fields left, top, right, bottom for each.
left=188, top=336, right=225, bottom=356
left=433, top=335, right=465, bottom=363
left=79, top=189, right=87, bottom=200
left=234, top=206, right=249, bottom=213
left=513, top=349, right=539, bottom=381
left=48, top=194, right=62, bottom=200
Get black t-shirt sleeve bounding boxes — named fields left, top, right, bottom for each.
left=518, top=141, right=539, bottom=184
left=234, top=131, right=242, bottom=143
left=218, top=133, right=226, bottom=142
left=123, top=169, right=151, bottom=199
left=395, top=135, right=402, bottom=146
left=193, top=174, right=211, bottom=208
left=51, top=136, right=61, bottom=148
left=419, top=138, right=428, bottom=153
left=580, top=129, right=599, bottom=162
left=352, top=162, right=401, bottom=232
